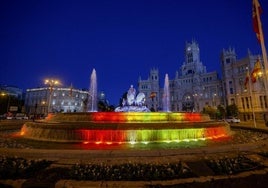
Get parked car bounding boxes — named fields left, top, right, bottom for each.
left=225, top=117, right=240, bottom=123
left=15, top=113, right=29, bottom=120
left=0, top=114, right=6, bottom=120
left=6, top=116, right=15, bottom=120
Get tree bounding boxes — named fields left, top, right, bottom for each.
left=217, top=105, right=226, bottom=119
left=226, top=104, right=239, bottom=117
left=98, top=100, right=115, bottom=112
left=202, top=106, right=217, bottom=119
left=82, top=97, right=89, bottom=112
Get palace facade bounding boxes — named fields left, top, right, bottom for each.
left=221, top=48, right=267, bottom=121
left=138, top=41, right=223, bottom=112
left=138, top=40, right=267, bottom=122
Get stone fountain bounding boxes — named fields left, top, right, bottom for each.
left=21, top=90, right=231, bottom=144
left=20, top=71, right=231, bottom=145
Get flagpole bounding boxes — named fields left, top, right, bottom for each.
left=255, top=0, right=268, bottom=65
left=254, top=0, right=268, bottom=104
left=248, top=68, right=257, bottom=128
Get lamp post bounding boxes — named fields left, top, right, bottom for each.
left=212, top=93, right=217, bottom=107
left=44, top=79, right=60, bottom=114
left=193, top=93, right=199, bottom=112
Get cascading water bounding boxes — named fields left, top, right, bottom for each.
left=162, top=74, right=170, bottom=112
left=20, top=112, right=231, bottom=144
left=88, top=68, right=98, bottom=112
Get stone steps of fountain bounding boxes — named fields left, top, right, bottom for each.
left=27, top=120, right=229, bottom=130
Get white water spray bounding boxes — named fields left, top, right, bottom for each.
left=162, top=73, right=170, bottom=112
left=89, top=68, right=98, bottom=112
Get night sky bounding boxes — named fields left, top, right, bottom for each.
left=0, top=0, right=267, bottom=105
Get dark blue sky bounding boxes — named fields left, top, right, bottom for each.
left=0, top=0, right=267, bottom=105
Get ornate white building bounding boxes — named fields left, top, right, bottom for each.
left=25, top=87, right=89, bottom=116
left=138, top=40, right=223, bottom=112
left=221, top=48, right=267, bottom=122
left=138, top=40, right=268, bottom=123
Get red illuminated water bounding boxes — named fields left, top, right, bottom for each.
left=20, top=112, right=232, bottom=148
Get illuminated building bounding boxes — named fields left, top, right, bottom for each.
left=221, top=48, right=267, bottom=122
left=138, top=40, right=223, bottom=112
left=138, top=40, right=267, bottom=123
left=25, top=87, right=89, bottom=116
left=0, top=85, right=23, bottom=114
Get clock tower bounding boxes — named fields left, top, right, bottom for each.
left=181, top=40, right=206, bottom=76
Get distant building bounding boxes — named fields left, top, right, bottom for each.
left=221, top=48, right=268, bottom=122
left=138, top=40, right=223, bottom=112
left=0, top=84, right=23, bottom=99
left=25, top=87, right=90, bottom=116
left=0, top=85, right=24, bottom=114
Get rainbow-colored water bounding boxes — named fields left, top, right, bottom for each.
left=88, top=112, right=204, bottom=122
left=21, top=112, right=231, bottom=146
left=77, top=127, right=230, bottom=145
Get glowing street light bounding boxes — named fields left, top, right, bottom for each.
left=45, top=79, right=60, bottom=90
left=44, top=79, right=60, bottom=114
left=212, top=93, right=217, bottom=107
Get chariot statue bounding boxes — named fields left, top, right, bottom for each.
left=115, top=85, right=150, bottom=112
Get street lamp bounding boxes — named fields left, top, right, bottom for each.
left=44, top=79, right=60, bottom=114
left=193, top=93, right=199, bottom=112
left=212, top=93, right=217, bottom=107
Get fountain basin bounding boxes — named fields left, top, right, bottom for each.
left=44, top=112, right=210, bottom=122
left=20, top=112, right=231, bottom=143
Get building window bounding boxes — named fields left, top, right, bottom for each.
left=231, top=98, right=235, bottom=105
left=187, top=53, right=193, bottom=63
left=260, top=96, right=264, bottom=108
left=264, top=96, right=268, bottom=108
left=246, top=97, right=249, bottom=109
left=242, top=97, right=245, bottom=109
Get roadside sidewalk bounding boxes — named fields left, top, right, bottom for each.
left=231, top=121, right=268, bottom=131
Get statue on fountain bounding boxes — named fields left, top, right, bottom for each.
left=115, top=85, right=150, bottom=112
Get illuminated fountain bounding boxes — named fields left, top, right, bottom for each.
left=88, top=68, right=97, bottom=112
left=21, top=112, right=231, bottom=144
left=21, top=92, right=231, bottom=145
left=20, top=83, right=231, bottom=145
